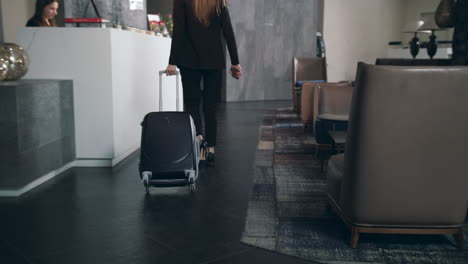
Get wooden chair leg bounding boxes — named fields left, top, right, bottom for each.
left=350, top=227, right=360, bottom=249
left=454, top=228, right=464, bottom=249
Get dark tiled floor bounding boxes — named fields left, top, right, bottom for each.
left=0, top=101, right=317, bottom=264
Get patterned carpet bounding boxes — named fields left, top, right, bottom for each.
left=241, top=108, right=468, bottom=264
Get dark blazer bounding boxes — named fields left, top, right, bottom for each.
left=26, top=18, right=42, bottom=27
left=169, top=0, right=240, bottom=69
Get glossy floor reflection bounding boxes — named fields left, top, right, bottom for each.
left=0, top=101, right=317, bottom=264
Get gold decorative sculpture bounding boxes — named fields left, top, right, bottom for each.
left=0, top=43, right=30, bottom=81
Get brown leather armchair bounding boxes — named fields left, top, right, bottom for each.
left=292, top=57, right=327, bottom=116
left=327, top=62, right=468, bottom=249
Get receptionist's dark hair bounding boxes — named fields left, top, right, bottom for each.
left=32, top=0, right=59, bottom=27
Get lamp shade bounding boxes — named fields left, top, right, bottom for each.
left=418, top=13, right=446, bottom=31
left=419, top=19, right=438, bottom=31
left=402, top=21, right=425, bottom=33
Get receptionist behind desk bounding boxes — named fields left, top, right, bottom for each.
left=26, top=0, right=59, bottom=27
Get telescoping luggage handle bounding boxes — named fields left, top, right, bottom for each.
left=158, top=69, right=181, bottom=112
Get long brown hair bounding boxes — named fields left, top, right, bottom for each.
left=193, top=0, right=227, bottom=26
left=33, top=0, right=58, bottom=27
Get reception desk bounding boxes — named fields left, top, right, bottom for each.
left=17, top=27, right=181, bottom=167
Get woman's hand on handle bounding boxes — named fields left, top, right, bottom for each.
left=230, top=64, right=242, bottom=80
left=166, top=65, right=177, bottom=76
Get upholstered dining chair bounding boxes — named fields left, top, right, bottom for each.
left=327, top=62, right=468, bottom=249
left=301, top=81, right=353, bottom=135
left=301, top=82, right=353, bottom=172
left=292, top=57, right=327, bottom=117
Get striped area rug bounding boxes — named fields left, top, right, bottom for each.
left=241, top=108, right=468, bottom=264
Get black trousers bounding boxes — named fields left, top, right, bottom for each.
left=180, top=67, right=222, bottom=147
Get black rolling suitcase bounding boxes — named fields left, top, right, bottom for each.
left=139, top=70, right=200, bottom=193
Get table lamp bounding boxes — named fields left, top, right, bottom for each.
left=418, top=16, right=447, bottom=59
left=402, top=21, right=427, bottom=59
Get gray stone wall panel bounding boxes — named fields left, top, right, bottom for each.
left=0, top=80, right=75, bottom=190
left=227, top=0, right=318, bottom=102
left=64, top=0, right=147, bottom=29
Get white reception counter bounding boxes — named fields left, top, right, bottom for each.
left=18, top=27, right=181, bottom=167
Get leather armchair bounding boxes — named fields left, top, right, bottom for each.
left=292, top=57, right=327, bottom=116
left=327, top=62, right=468, bottom=249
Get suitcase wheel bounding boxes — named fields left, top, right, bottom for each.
left=189, top=182, right=196, bottom=192
left=142, top=171, right=152, bottom=194
left=188, top=175, right=196, bottom=192
left=143, top=179, right=149, bottom=193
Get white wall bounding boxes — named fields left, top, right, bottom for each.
left=323, top=0, right=405, bottom=82
left=0, top=1, right=3, bottom=42
left=1, top=0, right=34, bottom=43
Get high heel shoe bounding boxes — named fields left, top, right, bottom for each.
left=206, top=152, right=215, bottom=167
left=199, top=140, right=208, bottom=161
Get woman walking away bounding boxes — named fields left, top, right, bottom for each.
left=166, top=0, right=242, bottom=166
